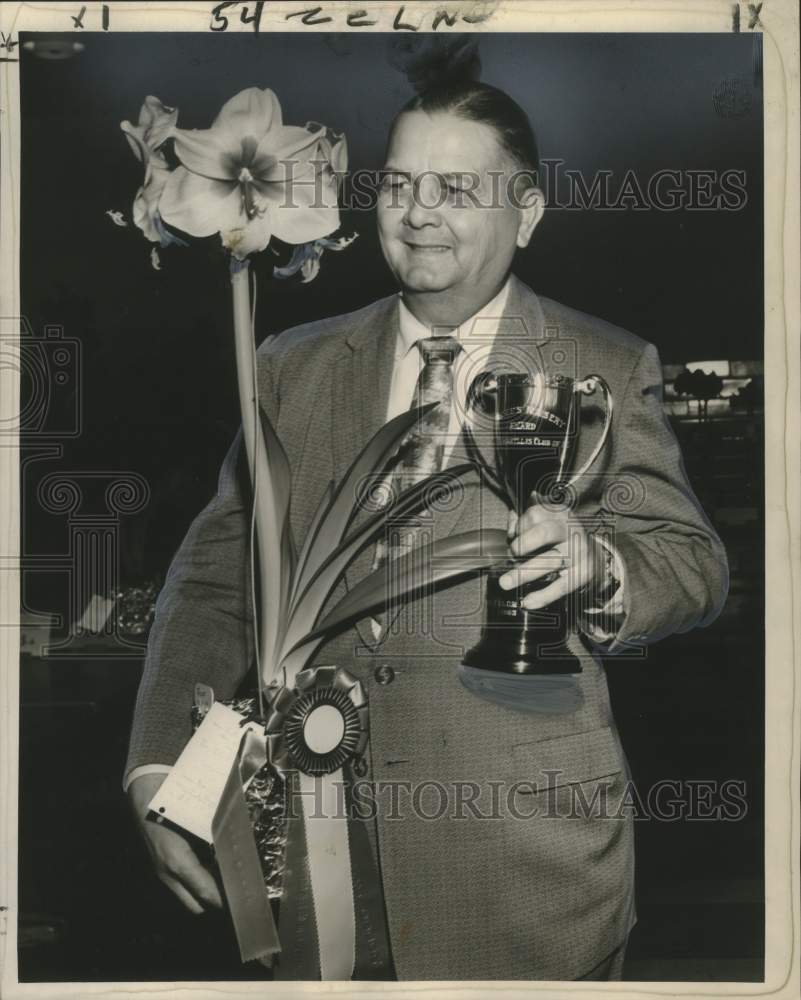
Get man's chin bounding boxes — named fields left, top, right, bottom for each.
left=398, top=266, right=457, bottom=294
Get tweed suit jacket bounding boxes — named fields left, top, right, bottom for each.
left=127, top=274, right=729, bottom=980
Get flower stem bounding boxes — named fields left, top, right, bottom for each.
left=231, top=260, right=279, bottom=689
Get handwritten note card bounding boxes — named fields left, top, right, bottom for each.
left=148, top=703, right=261, bottom=843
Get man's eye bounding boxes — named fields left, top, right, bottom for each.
left=381, top=175, right=409, bottom=192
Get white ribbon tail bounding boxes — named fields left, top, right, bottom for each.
left=298, top=768, right=355, bottom=980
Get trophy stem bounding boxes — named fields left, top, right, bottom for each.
left=462, top=569, right=582, bottom=675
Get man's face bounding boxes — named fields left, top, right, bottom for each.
left=377, top=110, right=541, bottom=319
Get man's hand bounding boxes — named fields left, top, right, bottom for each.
left=128, top=772, right=223, bottom=914
left=498, top=505, right=604, bottom=609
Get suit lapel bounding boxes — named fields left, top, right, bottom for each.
left=330, top=298, right=398, bottom=484
left=330, top=297, right=399, bottom=649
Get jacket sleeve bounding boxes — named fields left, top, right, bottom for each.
left=591, top=341, right=729, bottom=655
left=124, top=350, right=279, bottom=776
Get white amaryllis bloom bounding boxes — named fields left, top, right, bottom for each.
left=120, top=96, right=178, bottom=244
left=159, top=88, right=344, bottom=260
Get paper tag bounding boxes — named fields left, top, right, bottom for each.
left=148, top=703, right=261, bottom=843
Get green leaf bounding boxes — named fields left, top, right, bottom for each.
left=252, top=407, right=293, bottom=669
left=278, top=512, right=296, bottom=633
left=288, top=403, right=438, bottom=610
left=280, top=528, right=509, bottom=672
left=289, top=479, right=334, bottom=609
left=279, top=462, right=475, bottom=659
left=258, top=408, right=292, bottom=544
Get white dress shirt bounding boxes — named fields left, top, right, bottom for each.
left=388, top=280, right=512, bottom=465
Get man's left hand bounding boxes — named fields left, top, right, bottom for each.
left=498, top=505, right=604, bottom=609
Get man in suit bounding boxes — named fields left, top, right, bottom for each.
left=126, top=79, right=729, bottom=981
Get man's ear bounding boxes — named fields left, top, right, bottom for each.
left=515, top=185, right=545, bottom=248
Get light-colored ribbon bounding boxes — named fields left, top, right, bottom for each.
left=211, top=730, right=280, bottom=965
left=266, top=666, right=365, bottom=980
left=299, top=769, right=355, bottom=980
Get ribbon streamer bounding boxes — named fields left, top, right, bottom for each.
left=299, top=768, right=355, bottom=980
left=211, top=730, right=280, bottom=964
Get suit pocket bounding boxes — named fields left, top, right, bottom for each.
left=509, top=725, right=624, bottom=793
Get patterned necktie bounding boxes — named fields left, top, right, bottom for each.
left=372, top=334, right=462, bottom=571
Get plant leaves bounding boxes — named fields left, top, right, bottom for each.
left=289, top=479, right=334, bottom=609
left=258, top=408, right=292, bottom=544
left=288, top=403, right=438, bottom=610
left=278, top=511, right=296, bottom=637
left=279, top=462, right=475, bottom=660
left=280, top=528, right=509, bottom=672
left=250, top=406, right=293, bottom=675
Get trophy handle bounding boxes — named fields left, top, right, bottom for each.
left=464, top=373, right=505, bottom=491
left=564, top=375, right=614, bottom=489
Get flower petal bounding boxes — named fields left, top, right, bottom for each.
left=120, top=121, right=145, bottom=163
left=138, top=96, right=178, bottom=148
left=121, top=96, right=177, bottom=163
left=172, top=126, right=243, bottom=181
left=273, top=243, right=314, bottom=279
left=257, top=124, right=324, bottom=166
left=256, top=158, right=340, bottom=208
left=131, top=160, right=171, bottom=242
left=213, top=87, right=282, bottom=146
left=300, top=252, right=322, bottom=283
left=269, top=195, right=339, bottom=245
left=325, top=231, right=359, bottom=251
left=159, top=166, right=242, bottom=238
left=220, top=210, right=274, bottom=260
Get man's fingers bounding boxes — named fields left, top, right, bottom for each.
left=159, top=872, right=206, bottom=915
left=171, top=859, right=224, bottom=911
left=143, top=817, right=224, bottom=911
left=500, top=552, right=569, bottom=591
left=499, top=528, right=594, bottom=595
left=513, top=504, right=567, bottom=539
left=153, top=834, right=224, bottom=910
left=508, top=518, right=565, bottom=561
left=520, top=573, right=569, bottom=610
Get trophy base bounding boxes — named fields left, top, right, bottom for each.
left=462, top=631, right=582, bottom=675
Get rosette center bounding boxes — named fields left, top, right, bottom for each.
left=303, top=704, right=345, bottom=754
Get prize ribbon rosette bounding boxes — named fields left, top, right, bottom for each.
left=119, top=87, right=508, bottom=980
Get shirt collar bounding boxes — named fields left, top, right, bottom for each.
left=396, top=279, right=512, bottom=358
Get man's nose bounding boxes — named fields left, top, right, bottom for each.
left=403, top=175, right=443, bottom=228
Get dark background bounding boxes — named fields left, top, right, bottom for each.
left=17, top=32, right=764, bottom=982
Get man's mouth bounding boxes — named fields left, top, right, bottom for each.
left=405, top=242, right=451, bottom=253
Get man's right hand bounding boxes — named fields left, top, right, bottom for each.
left=128, top=772, right=223, bottom=914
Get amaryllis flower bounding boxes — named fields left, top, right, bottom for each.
left=120, top=96, right=178, bottom=244
left=158, top=88, right=343, bottom=261
left=274, top=232, right=358, bottom=284
left=305, top=122, right=349, bottom=185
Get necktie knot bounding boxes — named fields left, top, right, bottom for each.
left=417, top=335, right=461, bottom=366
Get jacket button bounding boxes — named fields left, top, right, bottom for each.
left=352, top=757, right=369, bottom=778
left=374, top=663, right=395, bottom=685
